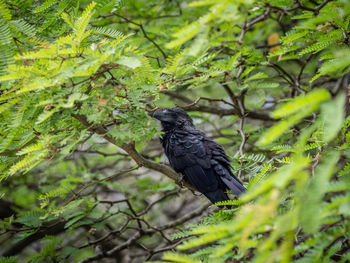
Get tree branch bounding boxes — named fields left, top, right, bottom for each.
left=238, top=5, right=271, bottom=44
left=112, top=13, right=167, bottom=59
left=71, top=114, right=196, bottom=191
left=162, top=91, right=276, bottom=121
left=78, top=204, right=208, bottom=263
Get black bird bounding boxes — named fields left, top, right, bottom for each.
left=153, top=107, right=246, bottom=204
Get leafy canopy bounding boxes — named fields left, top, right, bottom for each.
left=0, top=0, right=349, bottom=262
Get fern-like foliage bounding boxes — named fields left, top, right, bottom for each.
left=248, top=161, right=274, bottom=188
left=92, top=26, right=124, bottom=39
left=34, top=0, right=58, bottom=13
left=0, top=257, right=17, bottom=263
left=0, top=0, right=349, bottom=262
left=0, top=0, right=11, bottom=20
left=0, top=17, right=13, bottom=72
left=74, top=1, right=96, bottom=43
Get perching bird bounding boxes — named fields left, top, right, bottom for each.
left=153, top=107, right=246, bottom=204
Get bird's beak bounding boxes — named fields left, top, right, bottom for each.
left=152, top=109, right=166, bottom=121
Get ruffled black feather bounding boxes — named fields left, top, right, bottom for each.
left=154, top=108, right=246, bottom=204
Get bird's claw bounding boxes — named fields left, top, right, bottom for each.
left=175, top=174, right=185, bottom=188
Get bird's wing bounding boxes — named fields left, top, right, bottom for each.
left=204, top=137, right=246, bottom=195
left=165, top=129, right=220, bottom=193
left=165, top=129, right=245, bottom=200
left=165, top=129, right=210, bottom=171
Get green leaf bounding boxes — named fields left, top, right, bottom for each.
left=117, top=57, right=142, bottom=69
left=258, top=104, right=319, bottom=146
left=163, top=252, right=201, bottom=263
left=16, top=211, right=43, bottom=227
left=74, top=1, right=96, bottom=43
left=272, top=89, right=331, bottom=119
left=320, top=94, right=345, bottom=142
left=0, top=0, right=11, bottom=20
left=36, top=109, right=56, bottom=124
left=0, top=256, right=17, bottom=263
left=299, top=151, right=339, bottom=233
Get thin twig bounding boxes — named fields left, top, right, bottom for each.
left=238, top=5, right=271, bottom=44
left=113, top=13, right=167, bottom=59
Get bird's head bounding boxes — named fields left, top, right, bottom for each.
left=152, top=107, right=194, bottom=131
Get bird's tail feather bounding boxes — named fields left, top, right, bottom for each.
left=221, top=173, right=246, bottom=196
left=204, top=190, right=229, bottom=205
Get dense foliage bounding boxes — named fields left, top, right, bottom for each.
left=0, top=0, right=349, bottom=262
